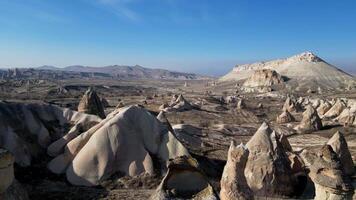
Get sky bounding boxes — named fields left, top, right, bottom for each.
left=0, top=0, right=355, bottom=76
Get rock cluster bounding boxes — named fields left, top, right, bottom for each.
left=0, top=102, right=101, bottom=167
left=78, top=87, right=106, bottom=119
left=282, top=96, right=301, bottom=112
left=49, top=106, right=190, bottom=186
left=317, top=100, right=332, bottom=116
left=322, top=99, right=346, bottom=119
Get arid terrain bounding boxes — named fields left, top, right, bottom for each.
left=1, top=53, right=355, bottom=200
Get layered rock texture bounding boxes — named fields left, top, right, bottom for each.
left=242, top=69, right=284, bottom=87
left=77, top=87, right=106, bottom=119
left=150, top=156, right=217, bottom=200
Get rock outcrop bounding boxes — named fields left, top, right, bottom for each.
left=166, top=94, right=193, bottom=112
left=301, top=145, right=354, bottom=200
left=220, top=52, right=354, bottom=90
left=327, top=131, right=355, bottom=176
left=49, top=106, right=190, bottom=186
left=335, top=106, right=356, bottom=126
left=0, top=149, right=14, bottom=195
left=295, top=105, right=322, bottom=133
left=150, top=156, right=217, bottom=200
left=276, top=110, right=295, bottom=124
left=283, top=96, right=300, bottom=112
left=322, top=99, right=346, bottom=119
left=220, top=142, right=252, bottom=200
left=242, top=69, right=284, bottom=87
left=0, top=149, right=29, bottom=200
left=77, top=87, right=106, bottom=119
left=244, top=122, right=298, bottom=197
left=0, top=102, right=101, bottom=167
left=317, top=100, right=332, bottom=116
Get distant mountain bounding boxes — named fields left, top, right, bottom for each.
left=220, top=52, right=355, bottom=89
left=37, top=65, right=207, bottom=80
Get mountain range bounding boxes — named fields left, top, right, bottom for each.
left=0, top=65, right=208, bottom=80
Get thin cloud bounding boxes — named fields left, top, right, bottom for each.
left=95, top=0, right=140, bottom=22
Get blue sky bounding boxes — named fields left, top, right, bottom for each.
left=0, top=0, right=355, bottom=75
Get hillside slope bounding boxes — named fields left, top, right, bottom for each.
left=220, top=52, right=354, bottom=89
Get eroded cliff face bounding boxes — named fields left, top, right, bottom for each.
left=243, top=69, right=284, bottom=88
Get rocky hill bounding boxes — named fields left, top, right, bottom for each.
left=220, top=52, right=355, bottom=89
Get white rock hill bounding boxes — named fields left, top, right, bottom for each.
left=220, top=52, right=354, bottom=88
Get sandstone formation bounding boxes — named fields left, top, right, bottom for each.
left=242, top=69, right=284, bottom=88
left=301, top=145, right=354, bottom=200
left=0, top=149, right=29, bottom=200
left=317, top=100, right=332, bottom=116
left=295, top=105, right=322, bottom=133
left=311, top=98, right=321, bottom=109
left=323, top=99, right=346, bottom=119
left=166, top=94, right=193, bottom=112
left=327, top=131, right=355, bottom=176
left=335, top=106, right=356, bottom=126
left=0, top=149, right=14, bottom=195
left=220, top=52, right=354, bottom=90
left=282, top=96, right=300, bottom=112
left=220, top=142, right=252, bottom=200
left=48, top=106, right=190, bottom=186
left=150, top=156, right=217, bottom=200
left=276, top=110, right=295, bottom=124
left=78, top=87, right=106, bottom=119
left=244, top=122, right=298, bottom=197
left=0, top=101, right=101, bottom=167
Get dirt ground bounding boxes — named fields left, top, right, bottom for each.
left=3, top=78, right=356, bottom=199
